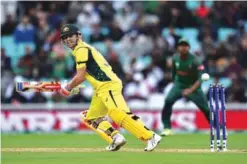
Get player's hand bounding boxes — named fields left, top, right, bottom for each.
left=70, top=87, right=80, bottom=95
left=59, top=84, right=81, bottom=97
left=58, top=84, right=71, bottom=97
left=182, top=88, right=193, bottom=97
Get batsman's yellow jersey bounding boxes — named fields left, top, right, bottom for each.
left=72, top=40, right=122, bottom=91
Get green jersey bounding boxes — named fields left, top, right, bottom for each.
left=172, top=53, right=204, bottom=87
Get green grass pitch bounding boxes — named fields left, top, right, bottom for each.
left=1, top=133, right=247, bottom=164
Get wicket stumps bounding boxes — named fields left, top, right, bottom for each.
left=209, top=84, right=227, bottom=152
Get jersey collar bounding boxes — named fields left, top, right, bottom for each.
left=72, top=39, right=84, bottom=54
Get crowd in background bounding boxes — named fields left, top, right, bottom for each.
left=1, top=1, right=247, bottom=104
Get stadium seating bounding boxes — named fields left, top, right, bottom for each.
left=218, top=28, right=236, bottom=41
left=186, top=1, right=214, bottom=11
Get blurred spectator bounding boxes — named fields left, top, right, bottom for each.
left=114, top=6, right=137, bottom=32
left=166, top=26, right=181, bottom=51
left=48, top=3, right=62, bottom=29
left=77, top=2, right=101, bottom=28
left=1, top=1, right=17, bottom=24
left=135, top=9, right=160, bottom=29
left=235, top=21, right=246, bottom=42
left=202, top=34, right=216, bottom=58
left=118, top=30, right=153, bottom=73
left=5, top=90, right=28, bottom=104
left=238, top=34, right=247, bottom=69
left=198, top=18, right=218, bottom=41
left=158, top=1, right=197, bottom=28
left=215, top=43, right=229, bottom=60
left=89, top=23, right=106, bottom=43
left=32, top=49, right=53, bottom=78
left=1, top=14, right=17, bottom=35
left=223, top=2, right=241, bottom=27
left=124, top=72, right=149, bottom=101
left=51, top=92, right=66, bottom=103
left=50, top=41, right=71, bottom=79
left=215, top=58, right=229, bottom=75
left=1, top=48, right=12, bottom=72
left=1, top=48, right=13, bottom=99
left=240, top=69, right=247, bottom=91
left=226, top=73, right=247, bottom=102
left=67, top=2, right=83, bottom=23
left=53, top=1, right=70, bottom=15
left=43, top=21, right=62, bottom=52
left=224, top=35, right=239, bottom=57
left=27, top=7, right=38, bottom=27
left=96, top=2, right=115, bottom=25
left=224, top=56, right=242, bottom=77
left=124, top=65, right=163, bottom=100
left=195, top=1, right=210, bottom=19
left=30, top=93, right=47, bottom=103
left=157, top=1, right=172, bottom=28
left=205, top=59, right=217, bottom=77
left=17, top=46, right=35, bottom=78
left=144, top=1, right=159, bottom=14
left=14, top=15, right=36, bottom=43
left=119, top=30, right=153, bottom=58
left=106, top=21, right=124, bottom=41
left=36, top=18, right=51, bottom=51
left=105, top=40, right=125, bottom=81
left=142, top=65, right=164, bottom=92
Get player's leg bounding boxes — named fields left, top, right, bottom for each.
left=187, top=88, right=210, bottom=123
left=99, top=87, right=161, bottom=151
left=161, top=85, right=182, bottom=136
left=102, top=89, right=153, bottom=140
left=83, top=93, right=126, bottom=151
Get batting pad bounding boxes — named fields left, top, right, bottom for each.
left=108, top=109, right=153, bottom=141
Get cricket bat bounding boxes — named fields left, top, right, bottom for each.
left=16, top=81, right=85, bottom=92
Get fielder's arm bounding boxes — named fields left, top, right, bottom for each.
left=189, top=60, right=205, bottom=92
left=189, top=80, right=201, bottom=93
left=183, top=59, right=205, bottom=96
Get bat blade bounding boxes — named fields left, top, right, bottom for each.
left=16, top=81, right=85, bottom=92
left=16, top=81, right=61, bottom=92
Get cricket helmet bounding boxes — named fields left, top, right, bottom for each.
left=60, top=24, right=80, bottom=38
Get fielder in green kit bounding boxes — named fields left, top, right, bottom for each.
left=161, top=39, right=210, bottom=136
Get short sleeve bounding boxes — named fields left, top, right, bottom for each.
left=74, top=48, right=88, bottom=69
left=193, top=58, right=205, bottom=82
left=194, top=58, right=205, bottom=71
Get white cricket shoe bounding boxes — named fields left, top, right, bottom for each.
left=144, top=133, right=162, bottom=152
left=106, top=133, right=126, bottom=151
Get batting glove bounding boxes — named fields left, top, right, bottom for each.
left=70, top=87, right=80, bottom=95
left=59, top=84, right=81, bottom=97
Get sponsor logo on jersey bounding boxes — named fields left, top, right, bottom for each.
left=176, top=71, right=189, bottom=76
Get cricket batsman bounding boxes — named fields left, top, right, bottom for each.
left=161, top=39, right=210, bottom=136
left=58, top=24, right=161, bottom=151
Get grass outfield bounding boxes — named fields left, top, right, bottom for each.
left=1, top=133, right=247, bottom=164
